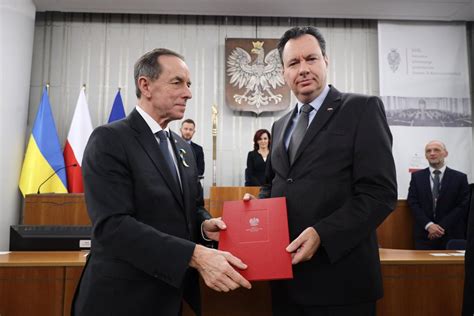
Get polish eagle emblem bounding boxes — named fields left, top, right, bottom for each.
left=387, top=48, right=401, bottom=73
left=226, top=40, right=288, bottom=113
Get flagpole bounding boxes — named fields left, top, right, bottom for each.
left=211, top=104, right=218, bottom=186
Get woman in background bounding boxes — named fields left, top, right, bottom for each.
left=245, top=129, right=271, bottom=186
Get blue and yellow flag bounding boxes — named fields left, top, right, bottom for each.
left=19, top=87, right=68, bottom=196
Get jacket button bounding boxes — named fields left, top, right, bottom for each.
left=287, top=178, right=294, bottom=183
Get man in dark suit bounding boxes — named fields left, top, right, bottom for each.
left=407, top=140, right=469, bottom=250
left=180, top=118, right=205, bottom=177
left=73, top=48, right=251, bottom=316
left=245, top=26, right=397, bottom=315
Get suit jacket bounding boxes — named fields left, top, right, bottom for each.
left=260, top=85, right=397, bottom=306
left=245, top=150, right=267, bottom=186
left=463, top=184, right=474, bottom=316
left=73, top=109, right=210, bottom=316
left=190, top=141, right=205, bottom=176
left=407, top=167, right=469, bottom=246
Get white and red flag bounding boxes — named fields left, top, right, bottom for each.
left=64, top=87, right=93, bottom=193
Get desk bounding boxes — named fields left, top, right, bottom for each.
left=0, top=252, right=86, bottom=316
left=377, top=249, right=465, bottom=316
left=0, top=249, right=464, bottom=316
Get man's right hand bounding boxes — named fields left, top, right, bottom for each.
left=189, top=245, right=252, bottom=292
left=427, top=223, right=445, bottom=240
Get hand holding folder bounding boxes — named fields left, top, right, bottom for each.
left=218, top=197, right=293, bottom=281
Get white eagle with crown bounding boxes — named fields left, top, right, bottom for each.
left=227, top=41, right=285, bottom=111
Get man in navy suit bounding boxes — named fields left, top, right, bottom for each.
left=180, top=119, right=205, bottom=177
left=408, top=140, right=469, bottom=250
left=245, top=26, right=397, bottom=316
left=73, top=48, right=251, bottom=316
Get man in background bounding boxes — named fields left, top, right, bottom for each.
left=181, top=118, right=205, bottom=177
left=408, top=140, right=469, bottom=250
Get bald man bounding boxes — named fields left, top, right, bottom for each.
left=408, top=140, right=469, bottom=249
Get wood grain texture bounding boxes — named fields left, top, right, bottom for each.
left=209, top=186, right=261, bottom=218
left=0, top=267, right=65, bottom=316
left=23, top=193, right=90, bottom=225
left=377, top=200, right=415, bottom=249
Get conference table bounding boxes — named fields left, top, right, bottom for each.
left=0, top=248, right=465, bottom=316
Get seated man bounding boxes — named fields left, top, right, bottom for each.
left=408, top=140, right=469, bottom=249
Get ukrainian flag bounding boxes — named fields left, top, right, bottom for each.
left=19, top=87, right=68, bottom=196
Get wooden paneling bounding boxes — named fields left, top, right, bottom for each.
left=0, top=250, right=465, bottom=316
left=209, top=186, right=261, bottom=218
left=378, top=264, right=464, bottom=316
left=23, top=193, right=90, bottom=225
left=377, top=200, right=415, bottom=249
left=21, top=193, right=418, bottom=250
left=0, top=267, right=65, bottom=316
left=64, top=267, right=83, bottom=316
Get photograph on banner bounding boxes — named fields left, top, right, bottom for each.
left=383, top=96, right=471, bottom=127
left=378, top=21, right=472, bottom=198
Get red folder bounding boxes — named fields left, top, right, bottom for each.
left=218, top=197, right=293, bottom=281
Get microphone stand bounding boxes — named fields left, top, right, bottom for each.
left=37, top=164, right=77, bottom=194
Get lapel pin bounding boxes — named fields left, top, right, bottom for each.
left=327, top=107, right=333, bottom=111
left=179, top=148, right=190, bottom=168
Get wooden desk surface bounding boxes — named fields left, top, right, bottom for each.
left=0, top=251, right=87, bottom=267
left=379, top=248, right=465, bottom=265
left=0, top=249, right=464, bottom=267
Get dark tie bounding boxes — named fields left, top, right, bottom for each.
left=156, top=130, right=180, bottom=186
left=432, top=169, right=441, bottom=219
left=288, top=103, right=313, bottom=164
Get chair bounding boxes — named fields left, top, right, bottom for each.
left=446, top=239, right=467, bottom=250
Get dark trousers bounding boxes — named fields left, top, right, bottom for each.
left=272, top=297, right=376, bottom=316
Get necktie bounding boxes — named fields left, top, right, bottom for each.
left=156, top=130, right=180, bottom=186
left=432, top=169, right=441, bottom=218
left=288, top=104, right=313, bottom=164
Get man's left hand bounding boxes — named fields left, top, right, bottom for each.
left=202, top=218, right=227, bottom=241
left=286, top=227, right=321, bottom=265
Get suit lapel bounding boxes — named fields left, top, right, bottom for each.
left=438, top=167, right=451, bottom=201
left=170, top=131, right=191, bottom=216
left=273, top=108, right=295, bottom=174
left=128, top=110, right=184, bottom=209
left=291, top=86, right=342, bottom=166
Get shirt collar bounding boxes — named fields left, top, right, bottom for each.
left=135, top=105, right=170, bottom=135
left=429, top=165, right=447, bottom=175
left=296, top=84, right=330, bottom=113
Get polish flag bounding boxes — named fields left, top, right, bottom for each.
left=64, top=87, right=93, bottom=193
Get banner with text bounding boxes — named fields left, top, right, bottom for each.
left=378, top=21, right=472, bottom=198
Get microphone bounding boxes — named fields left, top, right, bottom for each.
left=37, top=164, right=78, bottom=194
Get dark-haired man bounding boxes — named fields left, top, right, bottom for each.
left=245, top=26, right=397, bottom=315
left=73, top=48, right=251, bottom=316
left=180, top=118, right=205, bottom=177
